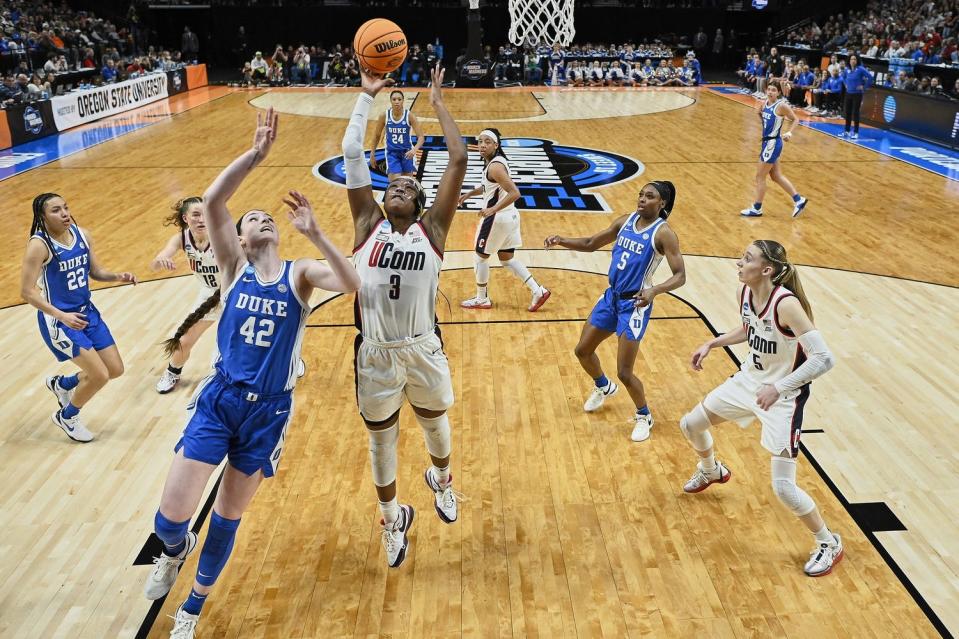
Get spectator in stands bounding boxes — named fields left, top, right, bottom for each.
left=587, top=60, right=604, bottom=86
left=765, top=47, right=784, bottom=80
left=81, top=47, right=96, bottom=68
left=929, top=77, right=947, bottom=97
left=101, top=58, right=117, bottom=83
left=840, top=53, right=873, bottom=139
left=711, top=28, right=723, bottom=66
left=250, top=51, right=267, bottom=83
left=917, top=76, right=932, bottom=94
left=27, top=73, right=47, bottom=96
left=606, top=61, right=624, bottom=86
left=566, top=60, right=585, bottom=86
left=686, top=51, right=702, bottom=84
left=292, top=45, right=310, bottom=84
left=494, top=46, right=510, bottom=82
left=1, top=75, right=22, bottom=106
left=182, top=26, right=199, bottom=64
left=951, top=78, right=959, bottom=100
left=271, top=44, right=287, bottom=83
left=524, top=48, right=543, bottom=84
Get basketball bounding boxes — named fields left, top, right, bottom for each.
left=353, top=18, right=408, bottom=75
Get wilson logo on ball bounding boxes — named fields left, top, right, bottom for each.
left=374, top=39, right=406, bottom=53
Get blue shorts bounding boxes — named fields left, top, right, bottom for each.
left=38, top=305, right=115, bottom=362
left=588, top=288, right=654, bottom=342
left=175, top=374, right=294, bottom=477
left=760, top=138, right=783, bottom=164
left=385, top=149, right=414, bottom=174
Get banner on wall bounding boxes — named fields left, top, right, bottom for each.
left=50, top=73, right=169, bottom=130
left=167, top=68, right=188, bottom=96
left=186, top=64, right=208, bottom=90
left=7, top=100, right=59, bottom=145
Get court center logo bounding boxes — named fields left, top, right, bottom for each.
left=313, top=136, right=643, bottom=212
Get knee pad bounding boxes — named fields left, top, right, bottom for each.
left=770, top=457, right=816, bottom=516
left=474, top=253, right=490, bottom=285
left=154, top=510, right=190, bottom=549
left=415, top=412, right=451, bottom=459
left=680, top=404, right=713, bottom=452
left=368, top=424, right=399, bottom=488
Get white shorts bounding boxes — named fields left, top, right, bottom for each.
left=355, top=331, right=454, bottom=422
left=475, top=208, right=521, bottom=255
left=702, top=371, right=810, bottom=457
left=192, top=287, right=223, bottom=322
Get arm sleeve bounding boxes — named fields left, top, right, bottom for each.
left=342, top=93, right=373, bottom=189
left=774, top=330, right=835, bottom=393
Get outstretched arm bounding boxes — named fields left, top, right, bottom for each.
left=284, top=190, right=361, bottom=297
left=543, top=214, right=629, bottom=252
left=151, top=233, right=181, bottom=271
left=344, top=67, right=393, bottom=247
left=203, top=107, right=278, bottom=285
left=421, top=64, right=467, bottom=245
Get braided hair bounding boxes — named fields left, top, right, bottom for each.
left=161, top=290, right=221, bottom=358
left=30, top=193, right=65, bottom=262
left=164, top=196, right=203, bottom=229
left=753, top=239, right=813, bottom=321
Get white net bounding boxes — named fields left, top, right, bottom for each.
left=507, top=0, right=575, bottom=47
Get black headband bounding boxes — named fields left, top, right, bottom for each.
left=647, top=181, right=676, bottom=217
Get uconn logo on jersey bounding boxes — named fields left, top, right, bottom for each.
left=315, top=136, right=643, bottom=213
left=367, top=241, right=427, bottom=271
left=58, top=253, right=89, bottom=272
left=189, top=258, right=217, bottom=276
left=746, top=323, right=777, bottom=354
left=234, top=292, right=289, bottom=317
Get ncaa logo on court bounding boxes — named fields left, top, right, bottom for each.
left=313, top=136, right=643, bottom=213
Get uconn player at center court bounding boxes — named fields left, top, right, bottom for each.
left=678, top=240, right=841, bottom=577
left=142, top=107, right=359, bottom=638
left=20, top=192, right=137, bottom=442
left=342, top=63, right=466, bottom=568
left=459, top=128, right=550, bottom=313
left=545, top=181, right=686, bottom=442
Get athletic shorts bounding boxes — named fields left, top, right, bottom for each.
left=38, top=304, right=116, bottom=362
left=760, top=138, right=783, bottom=164
left=702, top=370, right=810, bottom=457
left=385, top=149, right=415, bottom=174
left=355, top=331, right=454, bottom=422
left=175, top=373, right=294, bottom=477
left=588, top=288, right=654, bottom=342
left=474, top=209, right=522, bottom=255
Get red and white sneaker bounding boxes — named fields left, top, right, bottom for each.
left=804, top=533, right=844, bottom=577
left=528, top=287, right=551, bottom=312
left=461, top=296, right=492, bottom=310
left=682, top=460, right=731, bottom=493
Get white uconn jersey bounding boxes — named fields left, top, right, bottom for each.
left=183, top=229, right=219, bottom=290
left=354, top=219, right=443, bottom=342
left=482, top=156, right=517, bottom=215
left=739, top=285, right=805, bottom=385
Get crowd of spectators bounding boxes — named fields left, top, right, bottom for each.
left=0, top=1, right=199, bottom=109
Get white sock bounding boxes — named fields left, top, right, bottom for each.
left=700, top=452, right=717, bottom=473
left=474, top=255, right=490, bottom=299
left=503, top=258, right=540, bottom=292
left=813, top=525, right=834, bottom=545
left=379, top=497, right=399, bottom=525
left=432, top=465, right=450, bottom=486
left=477, top=284, right=488, bottom=299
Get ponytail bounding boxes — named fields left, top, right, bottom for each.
left=164, top=196, right=202, bottom=229
left=161, top=290, right=220, bottom=358
left=754, top=240, right=813, bottom=321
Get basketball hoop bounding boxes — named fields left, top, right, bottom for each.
left=508, top=0, right=575, bottom=47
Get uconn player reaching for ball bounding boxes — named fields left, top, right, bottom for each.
left=342, top=63, right=466, bottom=568
left=151, top=197, right=307, bottom=394
left=142, top=107, right=360, bottom=638
left=369, top=89, right=425, bottom=181
left=678, top=240, right=841, bottom=577
left=544, top=182, right=686, bottom=442
left=741, top=80, right=808, bottom=218
left=20, top=193, right=137, bottom=443
left=459, top=127, right=550, bottom=312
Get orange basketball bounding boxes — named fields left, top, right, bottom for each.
left=353, top=18, right=408, bottom=75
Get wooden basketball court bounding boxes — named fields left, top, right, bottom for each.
left=0, top=85, right=956, bottom=638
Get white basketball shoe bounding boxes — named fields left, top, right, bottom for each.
left=144, top=531, right=199, bottom=600
left=52, top=409, right=93, bottom=443
left=382, top=505, right=415, bottom=568
left=584, top=382, right=618, bottom=412
left=629, top=413, right=654, bottom=442
left=45, top=375, right=74, bottom=408
left=424, top=468, right=458, bottom=523
left=156, top=369, right=180, bottom=394
left=461, top=296, right=492, bottom=310
left=683, top=460, right=732, bottom=493
left=169, top=604, right=199, bottom=639
left=804, top=533, right=844, bottom=577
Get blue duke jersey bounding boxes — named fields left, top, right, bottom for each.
left=761, top=98, right=786, bottom=139
left=34, top=224, right=91, bottom=311
left=608, top=214, right=666, bottom=294
left=215, top=260, right=309, bottom=394
left=385, top=109, right=413, bottom=151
